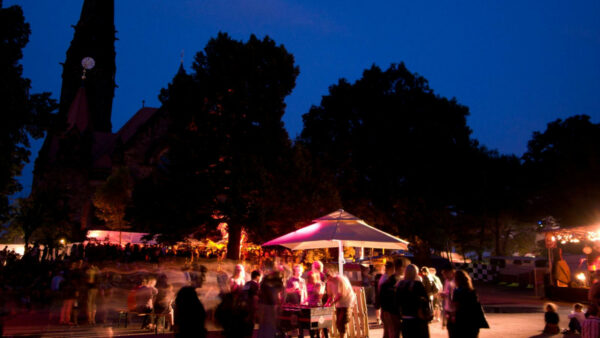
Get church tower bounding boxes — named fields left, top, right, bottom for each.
left=58, top=0, right=115, bottom=133
left=32, top=0, right=117, bottom=237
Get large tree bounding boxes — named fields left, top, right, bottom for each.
left=523, top=115, right=600, bottom=227
left=132, top=33, right=299, bottom=259
left=299, top=63, right=476, bottom=262
left=0, top=3, right=56, bottom=221
left=6, top=186, right=70, bottom=251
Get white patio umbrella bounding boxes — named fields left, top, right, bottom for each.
left=262, top=209, right=409, bottom=274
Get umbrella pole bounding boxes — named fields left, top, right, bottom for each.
left=337, top=240, right=344, bottom=275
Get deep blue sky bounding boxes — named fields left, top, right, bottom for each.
left=7, top=0, right=600, bottom=196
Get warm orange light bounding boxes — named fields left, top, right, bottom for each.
left=88, top=230, right=102, bottom=239
left=576, top=272, right=586, bottom=282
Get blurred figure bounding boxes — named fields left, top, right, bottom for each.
left=588, top=270, right=600, bottom=306
left=378, top=260, right=400, bottom=338
left=312, top=260, right=326, bottom=282
left=174, top=286, right=207, bottom=338
left=372, top=264, right=384, bottom=326
left=441, top=266, right=456, bottom=332
left=450, top=270, right=488, bottom=338
left=429, top=267, right=443, bottom=322
left=136, top=276, right=158, bottom=329
left=86, top=264, right=100, bottom=325
left=244, top=270, right=262, bottom=324
left=583, top=303, right=600, bottom=338
left=257, top=270, right=284, bottom=338
left=306, top=271, right=326, bottom=338
left=543, top=302, right=560, bottom=335
left=230, top=264, right=246, bottom=293
left=396, top=264, right=430, bottom=338
left=565, top=303, right=585, bottom=334
left=59, top=273, right=78, bottom=325
left=325, top=275, right=356, bottom=338
left=285, top=264, right=307, bottom=305
left=154, top=283, right=175, bottom=330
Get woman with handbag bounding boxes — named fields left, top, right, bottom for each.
left=449, top=270, right=489, bottom=338
left=396, top=264, right=431, bottom=338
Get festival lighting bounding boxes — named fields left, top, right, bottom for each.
left=576, top=272, right=586, bottom=282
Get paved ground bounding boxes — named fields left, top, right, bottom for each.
left=1, top=283, right=586, bottom=337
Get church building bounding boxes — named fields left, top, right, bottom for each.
left=33, top=0, right=171, bottom=237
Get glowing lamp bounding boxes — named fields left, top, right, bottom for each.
left=88, top=230, right=102, bottom=239
left=576, top=272, right=586, bottom=282
left=59, top=238, right=66, bottom=245
left=583, top=246, right=593, bottom=255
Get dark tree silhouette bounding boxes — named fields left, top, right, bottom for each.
left=299, top=63, right=476, bottom=262
left=132, top=33, right=299, bottom=259
left=523, top=115, right=600, bottom=227
left=0, top=3, right=56, bottom=221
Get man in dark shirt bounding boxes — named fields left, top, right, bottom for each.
left=379, top=260, right=401, bottom=338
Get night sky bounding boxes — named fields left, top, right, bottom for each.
left=6, top=0, right=600, bottom=196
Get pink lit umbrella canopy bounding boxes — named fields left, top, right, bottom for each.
left=263, top=209, right=409, bottom=273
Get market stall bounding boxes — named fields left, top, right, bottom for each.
left=542, top=224, right=600, bottom=302
left=263, top=209, right=409, bottom=337
left=262, top=209, right=409, bottom=274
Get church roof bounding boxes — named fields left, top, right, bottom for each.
left=86, top=107, right=159, bottom=170
left=116, top=107, right=159, bottom=145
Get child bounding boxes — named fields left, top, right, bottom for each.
left=564, top=303, right=585, bottom=334
left=543, top=303, right=560, bottom=334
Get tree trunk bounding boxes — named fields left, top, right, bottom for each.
left=226, top=223, right=242, bottom=261
left=24, top=232, right=31, bottom=253
left=494, top=216, right=501, bottom=256
left=501, top=228, right=512, bottom=256
left=478, top=222, right=485, bottom=262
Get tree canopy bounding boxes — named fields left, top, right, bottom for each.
left=523, top=115, right=600, bottom=227
left=131, top=33, right=300, bottom=259
left=299, top=63, right=476, bottom=260
left=0, top=4, right=56, bottom=221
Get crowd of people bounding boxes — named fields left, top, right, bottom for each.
left=5, top=241, right=600, bottom=338
left=373, top=259, right=488, bottom=338
left=214, top=261, right=356, bottom=338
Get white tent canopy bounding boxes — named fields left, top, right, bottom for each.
left=262, top=209, right=409, bottom=273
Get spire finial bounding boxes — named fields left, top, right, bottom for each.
left=180, top=49, right=185, bottom=66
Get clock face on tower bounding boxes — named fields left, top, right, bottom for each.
left=81, top=57, right=95, bottom=70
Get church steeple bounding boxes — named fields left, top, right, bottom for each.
left=58, top=0, right=115, bottom=133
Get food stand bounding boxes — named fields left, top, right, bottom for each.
left=263, top=209, right=410, bottom=337
left=543, top=224, right=600, bottom=302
